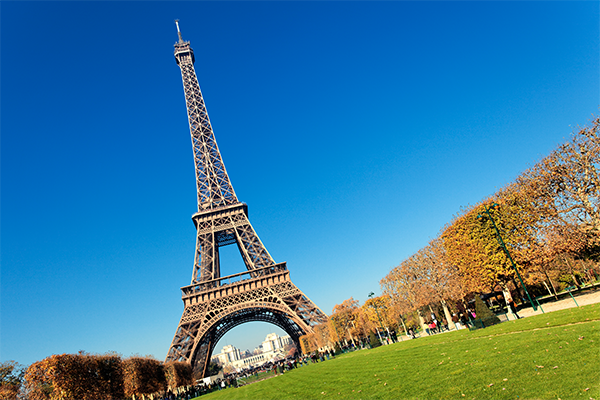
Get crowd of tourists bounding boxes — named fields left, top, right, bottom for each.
left=158, top=375, right=238, bottom=400
left=156, top=345, right=369, bottom=399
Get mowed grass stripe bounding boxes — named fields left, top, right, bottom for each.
left=197, top=304, right=600, bottom=399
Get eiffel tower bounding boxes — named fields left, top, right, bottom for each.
left=165, top=21, right=328, bottom=377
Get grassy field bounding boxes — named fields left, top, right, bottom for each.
left=196, top=304, right=599, bottom=400
left=236, top=370, right=273, bottom=386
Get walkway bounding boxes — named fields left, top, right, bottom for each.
left=517, top=287, right=600, bottom=318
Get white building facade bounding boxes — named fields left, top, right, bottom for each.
left=211, top=333, right=294, bottom=371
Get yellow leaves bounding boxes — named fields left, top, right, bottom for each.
left=444, top=210, right=516, bottom=291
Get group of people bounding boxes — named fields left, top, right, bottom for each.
left=425, top=308, right=482, bottom=334
left=450, top=310, right=475, bottom=330
left=425, top=312, right=449, bottom=335
left=159, top=376, right=237, bottom=400
left=269, top=348, right=337, bottom=375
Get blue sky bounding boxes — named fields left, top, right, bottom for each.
left=1, top=1, right=598, bottom=366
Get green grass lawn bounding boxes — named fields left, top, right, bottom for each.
left=236, top=370, right=274, bottom=386
left=196, top=304, right=599, bottom=400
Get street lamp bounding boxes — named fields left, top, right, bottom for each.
left=368, top=292, right=387, bottom=344
left=477, top=203, right=537, bottom=311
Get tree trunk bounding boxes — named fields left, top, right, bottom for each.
left=417, top=309, right=427, bottom=335
left=511, top=278, right=524, bottom=303
left=501, top=284, right=512, bottom=306
left=461, top=298, right=471, bottom=320
left=542, top=280, right=553, bottom=298
left=564, top=255, right=581, bottom=289
left=500, top=283, right=518, bottom=320
left=543, top=271, right=559, bottom=299
left=399, top=315, right=408, bottom=339
left=441, top=299, right=453, bottom=330
left=349, top=332, right=356, bottom=347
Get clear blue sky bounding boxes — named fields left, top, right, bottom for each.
left=1, top=1, right=598, bottom=366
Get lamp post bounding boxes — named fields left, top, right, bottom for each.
left=477, top=203, right=537, bottom=311
left=368, top=292, right=387, bottom=344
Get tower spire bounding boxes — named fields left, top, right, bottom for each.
left=175, top=19, right=184, bottom=43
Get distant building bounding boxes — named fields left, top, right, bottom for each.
left=211, top=344, right=241, bottom=366
left=262, top=332, right=293, bottom=352
left=212, top=333, right=293, bottom=371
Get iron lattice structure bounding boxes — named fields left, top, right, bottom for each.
left=165, top=22, right=327, bottom=377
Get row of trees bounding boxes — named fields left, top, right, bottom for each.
left=383, top=117, right=599, bottom=328
left=2, top=353, right=192, bottom=400
left=300, top=117, right=599, bottom=352
left=300, top=295, right=402, bottom=353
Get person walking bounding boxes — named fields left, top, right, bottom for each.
left=408, top=327, right=417, bottom=339
left=508, top=299, right=521, bottom=319
left=452, top=313, right=461, bottom=330
left=428, top=321, right=437, bottom=334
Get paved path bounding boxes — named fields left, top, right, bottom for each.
left=516, top=287, right=600, bottom=318
left=396, top=287, right=600, bottom=339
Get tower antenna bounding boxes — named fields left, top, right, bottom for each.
left=175, top=19, right=183, bottom=43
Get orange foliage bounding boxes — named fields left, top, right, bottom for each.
left=122, top=356, right=166, bottom=398
left=24, top=352, right=123, bottom=400
left=163, top=361, right=192, bottom=389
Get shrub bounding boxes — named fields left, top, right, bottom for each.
left=24, top=352, right=124, bottom=400
left=369, top=331, right=381, bottom=348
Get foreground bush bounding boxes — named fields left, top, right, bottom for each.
left=23, top=353, right=173, bottom=400
left=24, top=353, right=123, bottom=400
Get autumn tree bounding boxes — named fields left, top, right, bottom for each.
left=122, top=356, right=166, bottom=399
left=299, top=334, right=316, bottom=355
left=312, top=323, right=331, bottom=350
left=362, top=295, right=397, bottom=342
left=525, top=118, right=600, bottom=234
left=441, top=191, right=543, bottom=303
left=381, top=257, right=431, bottom=333
left=410, top=238, right=463, bottom=326
left=24, top=352, right=124, bottom=400
left=163, top=361, right=192, bottom=390
left=0, top=361, right=25, bottom=400
left=511, top=117, right=600, bottom=291
left=351, top=306, right=374, bottom=341
left=329, top=298, right=360, bottom=346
